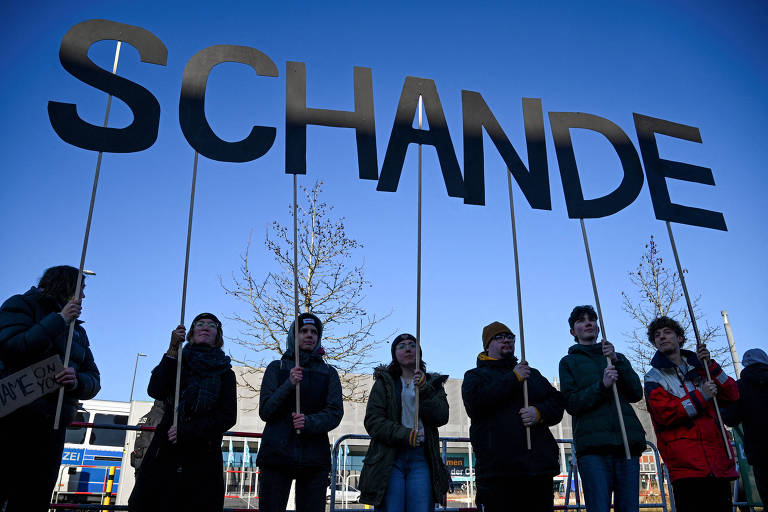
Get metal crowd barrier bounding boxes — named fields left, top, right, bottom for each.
left=329, top=435, right=673, bottom=512
left=50, top=423, right=758, bottom=512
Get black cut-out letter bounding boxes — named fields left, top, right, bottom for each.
left=377, top=77, right=463, bottom=198
left=633, top=114, right=726, bottom=231
left=48, top=19, right=167, bottom=153
left=549, top=112, right=644, bottom=218
left=179, top=45, right=278, bottom=163
left=462, top=93, right=549, bottom=208
left=285, top=62, right=377, bottom=179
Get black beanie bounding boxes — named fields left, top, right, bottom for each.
left=297, top=312, right=323, bottom=340
left=391, top=333, right=417, bottom=360
left=188, top=312, right=223, bottom=347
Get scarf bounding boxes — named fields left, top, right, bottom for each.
left=178, top=343, right=231, bottom=417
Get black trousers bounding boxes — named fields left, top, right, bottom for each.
left=0, top=408, right=67, bottom=512
left=258, top=465, right=328, bottom=512
left=752, top=464, right=768, bottom=508
left=476, top=475, right=554, bottom=512
left=671, top=476, right=732, bottom=512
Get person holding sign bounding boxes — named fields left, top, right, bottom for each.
left=358, top=333, right=450, bottom=511
left=0, top=265, right=100, bottom=512
left=128, top=313, right=236, bottom=512
left=256, top=313, right=343, bottom=512
left=558, top=305, right=646, bottom=512
left=644, top=316, right=738, bottom=512
left=462, top=321, right=564, bottom=512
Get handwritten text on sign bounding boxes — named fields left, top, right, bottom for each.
left=0, top=355, right=63, bottom=417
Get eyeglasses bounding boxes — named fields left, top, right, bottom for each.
left=395, top=341, right=418, bottom=351
left=491, top=333, right=515, bottom=342
left=194, top=320, right=219, bottom=329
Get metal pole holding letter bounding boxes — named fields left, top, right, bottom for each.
left=414, top=96, right=423, bottom=432
left=54, top=41, right=122, bottom=430
left=579, top=219, right=631, bottom=459
left=665, top=221, right=732, bottom=459
left=173, top=150, right=199, bottom=430
left=293, top=174, right=301, bottom=433
left=506, top=169, right=531, bottom=450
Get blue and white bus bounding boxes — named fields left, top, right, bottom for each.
left=51, top=399, right=130, bottom=505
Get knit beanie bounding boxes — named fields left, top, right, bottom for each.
left=187, top=312, right=224, bottom=347
left=296, top=312, right=323, bottom=340
left=391, top=333, right=417, bottom=360
left=482, top=321, right=513, bottom=350
left=743, top=348, right=768, bottom=367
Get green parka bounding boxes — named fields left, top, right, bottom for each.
left=358, top=366, right=450, bottom=507
left=558, top=342, right=646, bottom=456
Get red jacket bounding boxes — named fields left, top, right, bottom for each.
left=644, top=349, right=738, bottom=482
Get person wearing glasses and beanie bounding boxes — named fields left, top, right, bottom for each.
left=558, top=305, right=646, bottom=512
left=129, top=313, right=237, bottom=512
left=358, top=333, right=450, bottom=511
left=462, top=321, right=565, bottom=512
left=256, top=313, right=343, bottom=512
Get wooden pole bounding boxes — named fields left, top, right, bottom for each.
left=579, top=218, right=631, bottom=459
left=54, top=41, right=122, bottom=430
left=665, top=221, right=732, bottom=459
left=413, top=96, right=423, bottom=432
left=506, top=170, right=531, bottom=450
left=293, top=174, right=301, bottom=433
left=173, top=150, right=198, bottom=430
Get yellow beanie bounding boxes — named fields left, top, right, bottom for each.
left=482, top=321, right=513, bottom=350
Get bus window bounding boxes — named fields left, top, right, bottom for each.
left=65, top=411, right=90, bottom=444
left=89, top=414, right=129, bottom=447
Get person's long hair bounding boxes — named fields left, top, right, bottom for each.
left=38, top=266, right=80, bottom=305
left=387, top=333, right=427, bottom=378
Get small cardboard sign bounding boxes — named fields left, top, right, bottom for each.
left=0, top=355, right=64, bottom=418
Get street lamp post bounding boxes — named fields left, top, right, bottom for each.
left=129, top=352, right=147, bottom=402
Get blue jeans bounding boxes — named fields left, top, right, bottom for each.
left=376, top=446, right=433, bottom=512
left=578, top=454, right=640, bottom=512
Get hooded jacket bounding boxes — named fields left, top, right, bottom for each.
left=462, top=353, right=564, bottom=481
left=0, top=287, right=100, bottom=424
left=644, top=349, right=738, bottom=482
left=559, top=342, right=646, bottom=457
left=358, top=365, right=450, bottom=507
left=722, top=356, right=768, bottom=467
left=256, top=321, right=343, bottom=469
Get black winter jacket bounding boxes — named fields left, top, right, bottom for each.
left=723, top=362, right=768, bottom=467
left=256, top=339, right=343, bottom=470
left=462, top=354, right=564, bottom=481
left=128, top=354, right=237, bottom=512
left=0, top=287, right=100, bottom=424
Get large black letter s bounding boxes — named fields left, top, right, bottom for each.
left=48, top=19, right=168, bottom=153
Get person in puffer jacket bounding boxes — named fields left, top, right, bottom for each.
left=723, top=348, right=768, bottom=507
left=462, top=321, right=565, bottom=512
left=644, top=316, right=738, bottom=512
left=559, top=305, right=646, bottom=512
left=0, top=266, right=100, bottom=512
left=256, top=312, right=343, bottom=512
left=128, top=313, right=236, bottom=512
left=358, top=333, right=450, bottom=511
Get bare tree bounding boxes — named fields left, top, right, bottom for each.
left=222, top=181, right=388, bottom=403
left=621, top=235, right=729, bottom=376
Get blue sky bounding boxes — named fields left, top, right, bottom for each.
left=1, top=1, right=766, bottom=402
